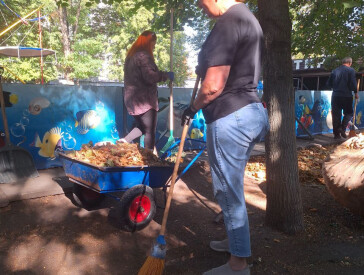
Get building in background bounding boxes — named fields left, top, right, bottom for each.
left=293, top=58, right=364, bottom=91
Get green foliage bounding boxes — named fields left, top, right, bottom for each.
left=322, top=56, right=342, bottom=71
left=0, top=0, right=57, bottom=83
left=2, top=0, right=362, bottom=84
left=291, top=0, right=363, bottom=71
left=0, top=0, right=191, bottom=85
left=65, top=36, right=106, bottom=79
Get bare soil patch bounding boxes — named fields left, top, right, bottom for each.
left=0, top=145, right=364, bottom=274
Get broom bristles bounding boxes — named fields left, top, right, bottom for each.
left=138, top=235, right=166, bottom=275
left=138, top=256, right=165, bottom=275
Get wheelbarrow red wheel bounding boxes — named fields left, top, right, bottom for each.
left=72, top=183, right=105, bottom=208
left=119, top=184, right=156, bottom=232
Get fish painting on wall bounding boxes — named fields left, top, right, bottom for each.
left=32, top=127, right=63, bottom=158
left=28, top=97, right=51, bottom=115
left=3, top=91, right=18, bottom=107
left=75, top=110, right=101, bottom=135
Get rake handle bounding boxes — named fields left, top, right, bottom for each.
left=169, top=8, right=174, bottom=137
left=160, top=76, right=201, bottom=236
left=353, top=99, right=358, bottom=126
left=0, top=71, right=10, bottom=144
left=353, top=79, right=360, bottom=128
left=353, top=79, right=360, bottom=126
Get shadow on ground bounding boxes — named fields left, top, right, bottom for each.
left=1, top=161, right=364, bottom=275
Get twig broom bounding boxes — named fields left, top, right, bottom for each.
left=138, top=76, right=201, bottom=275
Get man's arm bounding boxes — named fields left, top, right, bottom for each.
left=192, top=65, right=231, bottom=110
left=349, top=70, right=359, bottom=99
left=349, top=70, right=357, bottom=92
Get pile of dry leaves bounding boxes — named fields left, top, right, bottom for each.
left=344, top=133, right=364, bottom=149
left=68, top=142, right=169, bottom=167
left=246, top=144, right=337, bottom=185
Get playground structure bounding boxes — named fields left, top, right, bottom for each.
left=0, top=2, right=55, bottom=84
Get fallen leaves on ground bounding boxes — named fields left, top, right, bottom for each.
left=246, top=145, right=338, bottom=185
left=344, top=133, right=364, bottom=149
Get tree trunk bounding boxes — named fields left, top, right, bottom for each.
left=257, top=0, right=304, bottom=234
left=72, top=0, right=82, bottom=39
left=57, top=3, right=71, bottom=79
left=58, top=6, right=71, bottom=57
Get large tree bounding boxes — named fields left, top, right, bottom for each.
left=257, top=0, right=304, bottom=233
left=54, top=0, right=106, bottom=80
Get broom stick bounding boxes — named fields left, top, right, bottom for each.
left=349, top=79, right=360, bottom=138
left=138, top=76, right=201, bottom=275
left=160, top=9, right=175, bottom=154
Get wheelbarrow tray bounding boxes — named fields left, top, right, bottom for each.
left=59, top=152, right=173, bottom=193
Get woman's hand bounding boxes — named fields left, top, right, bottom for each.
left=167, top=71, right=174, bottom=81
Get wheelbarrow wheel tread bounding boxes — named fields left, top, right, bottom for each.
left=119, top=184, right=156, bottom=232
left=72, top=183, right=105, bottom=208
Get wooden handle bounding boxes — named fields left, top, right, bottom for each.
left=353, top=99, right=358, bottom=125
left=0, top=77, right=10, bottom=144
left=353, top=79, right=360, bottom=126
left=169, top=8, right=174, bottom=136
left=357, top=78, right=361, bottom=93
left=190, top=76, right=201, bottom=105
left=160, top=76, right=201, bottom=235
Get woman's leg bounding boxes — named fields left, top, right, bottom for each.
left=138, top=109, right=157, bottom=150
left=122, top=109, right=157, bottom=150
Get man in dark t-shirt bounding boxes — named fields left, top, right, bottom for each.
left=327, top=57, right=358, bottom=139
left=181, top=1, right=270, bottom=274
left=196, top=1, right=262, bottom=124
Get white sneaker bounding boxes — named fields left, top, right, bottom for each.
left=117, top=138, right=128, bottom=144
left=210, top=239, right=230, bottom=252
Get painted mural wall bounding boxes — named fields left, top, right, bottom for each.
left=0, top=84, right=363, bottom=169
left=1, top=84, right=123, bottom=169
left=295, top=90, right=364, bottom=137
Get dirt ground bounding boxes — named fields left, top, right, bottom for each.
left=1, top=152, right=364, bottom=275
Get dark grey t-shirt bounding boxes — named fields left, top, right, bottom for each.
left=197, top=4, right=263, bottom=124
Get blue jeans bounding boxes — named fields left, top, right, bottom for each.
left=206, top=103, right=269, bottom=257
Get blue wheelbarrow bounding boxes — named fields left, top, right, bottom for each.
left=58, top=138, right=206, bottom=232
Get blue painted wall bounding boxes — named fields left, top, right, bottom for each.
left=295, top=90, right=364, bottom=137
left=0, top=84, right=363, bottom=169
left=1, top=84, right=123, bottom=169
